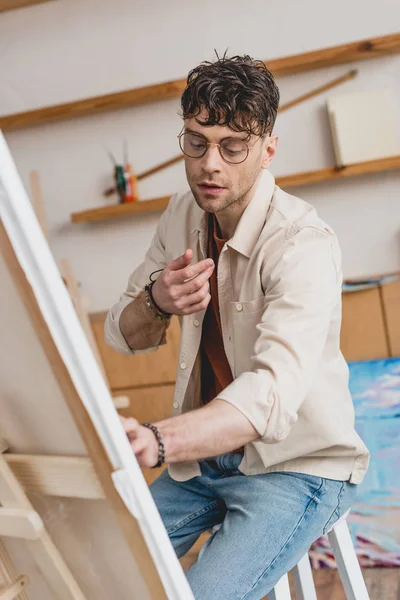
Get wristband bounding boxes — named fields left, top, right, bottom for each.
left=144, top=283, right=171, bottom=321
left=141, top=423, right=165, bottom=468
left=148, top=281, right=172, bottom=317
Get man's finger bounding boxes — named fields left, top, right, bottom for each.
left=181, top=292, right=212, bottom=315
left=180, top=259, right=214, bottom=283
left=182, top=265, right=214, bottom=291
left=130, top=438, right=147, bottom=454
left=121, top=417, right=140, bottom=434
left=169, top=249, right=193, bottom=271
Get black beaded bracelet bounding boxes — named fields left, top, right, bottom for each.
left=142, top=423, right=165, bottom=468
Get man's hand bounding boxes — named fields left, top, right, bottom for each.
left=122, top=400, right=259, bottom=465
left=121, top=416, right=159, bottom=468
left=151, top=249, right=214, bottom=316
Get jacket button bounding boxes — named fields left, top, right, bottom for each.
left=180, top=362, right=187, bottom=370
left=236, top=303, right=243, bottom=312
left=173, top=401, right=180, bottom=409
left=193, top=320, right=200, bottom=327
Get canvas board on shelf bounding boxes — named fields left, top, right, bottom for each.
left=327, top=89, right=399, bottom=167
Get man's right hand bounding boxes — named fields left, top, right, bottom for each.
left=151, top=249, right=214, bottom=316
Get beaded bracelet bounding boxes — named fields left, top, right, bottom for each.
left=144, top=283, right=171, bottom=321
left=141, top=423, right=165, bottom=468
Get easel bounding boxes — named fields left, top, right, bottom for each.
left=0, top=171, right=133, bottom=600
left=0, top=221, right=170, bottom=599
left=1, top=154, right=177, bottom=598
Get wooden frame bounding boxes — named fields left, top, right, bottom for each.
left=4, top=454, right=104, bottom=500
left=0, top=33, right=399, bottom=131
left=0, top=509, right=43, bottom=541
left=3, top=451, right=167, bottom=501
left=0, top=131, right=194, bottom=599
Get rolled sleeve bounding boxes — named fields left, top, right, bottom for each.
left=104, top=195, right=176, bottom=355
left=104, top=297, right=167, bottom=356
left=218, top=227, right=341, bottom=442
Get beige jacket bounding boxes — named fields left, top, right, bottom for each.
left=105, top=170, right=369, bottom=484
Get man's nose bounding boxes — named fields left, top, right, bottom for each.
left=200, top=144, right=223, bottom=172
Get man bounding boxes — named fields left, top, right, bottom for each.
left=105, top=54, right=369, bottom=599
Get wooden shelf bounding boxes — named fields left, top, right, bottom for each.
left=71, top=195, right=171, bottom=223
left=276, top=155, right=400, bottom=188
left=1, top=32, right=399, bottom=131
left=71, top=155, right=400, bottom=224
left=0, top=0, right=53, bottom=12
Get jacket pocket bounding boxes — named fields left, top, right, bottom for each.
left=231, top=296, right=266, bottom=375
left=232, top=296, right=265, bottom=318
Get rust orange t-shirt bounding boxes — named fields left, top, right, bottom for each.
left=200, top=213, right=234, bottom=405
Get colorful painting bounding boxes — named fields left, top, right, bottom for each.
left=310, top=357, right=400, bottom=568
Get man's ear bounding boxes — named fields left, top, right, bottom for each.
left=261, top=134, right=278, bottom=169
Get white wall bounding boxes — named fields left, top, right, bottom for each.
left=1, top=0, right=399, bottom=312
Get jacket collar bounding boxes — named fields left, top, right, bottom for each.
left=228, top=169, right=275, bottom=258
left=190, top=169, right=275, bottom=259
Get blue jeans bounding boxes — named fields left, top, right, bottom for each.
left=150, top=452, right=357, bottom=600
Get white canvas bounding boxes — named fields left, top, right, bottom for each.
left=0, top=130, right=195, bottom=600
left=326, top=89, right=399, bottom=167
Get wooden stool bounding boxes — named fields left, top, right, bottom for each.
left=269, top=510, right=370, bottom=600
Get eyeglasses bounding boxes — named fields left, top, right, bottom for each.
left=177, top=131, right=259, bottom=165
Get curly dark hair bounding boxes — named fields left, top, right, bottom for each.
left=180, top=53, right=280, bottom=138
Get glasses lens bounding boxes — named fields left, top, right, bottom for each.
left=180, top=133, right=207, bottom=158
left=220, top=139, right=249, bottom=164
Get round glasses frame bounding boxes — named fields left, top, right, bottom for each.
left=177, top=131, right=260, bottom=165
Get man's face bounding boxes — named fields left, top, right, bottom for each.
left=183, top=109, right=277, bottom=216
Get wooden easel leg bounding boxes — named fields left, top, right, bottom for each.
left=0, top=542, right=28, bottom=600
left=0, top=442, right=26, bottom=600
left=0, top=575, right=29, bottom=600
left=0, top=456, right=86, bottom=600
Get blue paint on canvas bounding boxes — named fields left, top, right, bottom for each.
left=310, top=357, right=400, bottom=567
